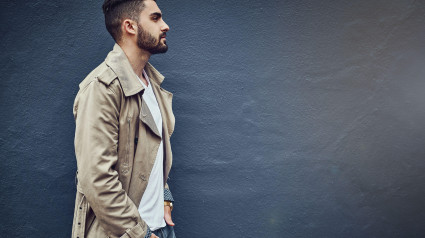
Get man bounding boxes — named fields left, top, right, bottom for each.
left=71, top=1, right=176, bottom=237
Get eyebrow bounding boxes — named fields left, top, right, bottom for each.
left=150, top=12, right=162, bottom=18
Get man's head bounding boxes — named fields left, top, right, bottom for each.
left=102, top=0, right=169, bottom=54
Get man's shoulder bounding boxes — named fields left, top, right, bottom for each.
left=78, top=62, right=120, bottom=92
left=73, top=62, right=123, bottom=119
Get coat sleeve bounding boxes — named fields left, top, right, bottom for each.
left=74, top=79, right=148, bottom=238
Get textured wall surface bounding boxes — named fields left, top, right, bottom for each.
left=1, top=0, right=425, bottom=237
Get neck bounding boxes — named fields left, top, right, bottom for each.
left=119, top=41, right=151, bottom=79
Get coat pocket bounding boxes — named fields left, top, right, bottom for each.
left=86, top=215, right=109, bottom=238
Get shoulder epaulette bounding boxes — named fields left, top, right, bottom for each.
left=97, top=67, right=117, bottom=86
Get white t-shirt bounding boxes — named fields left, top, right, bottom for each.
left=137, top=69, right=166, bottom=231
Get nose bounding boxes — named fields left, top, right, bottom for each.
left=161, top=20, right=170, bottom=32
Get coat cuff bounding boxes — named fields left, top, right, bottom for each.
left=119, top=223, right=148, bottom=238
left=164, top=188, right=174, bottom=202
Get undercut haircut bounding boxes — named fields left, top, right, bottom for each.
left=102, top=0, right=156, bottom=42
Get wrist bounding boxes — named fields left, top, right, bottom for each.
left=144, top=226, right=152, bottom=238
left=164, top=201, right=173, bottom=211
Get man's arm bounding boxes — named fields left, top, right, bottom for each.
left=164, top=183, right=174, bottom=202
left=164, top=183, right=175, bottom=226
left=74, top=78, right=148, bottom=238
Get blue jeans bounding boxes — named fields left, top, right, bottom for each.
left=153, top=224, right=176, bottom=238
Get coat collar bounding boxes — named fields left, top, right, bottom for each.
left=105, top=43, right=165, bottom=97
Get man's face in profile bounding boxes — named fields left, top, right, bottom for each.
left=136, top=0, right=169, bottom=54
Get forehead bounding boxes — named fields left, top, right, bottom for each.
left=140, top=0, right=161, bottom=16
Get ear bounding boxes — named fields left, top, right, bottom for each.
left=122, top=19, right=137, bottom=36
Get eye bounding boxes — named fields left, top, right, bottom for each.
left=151, top=13, right=162, bottom=21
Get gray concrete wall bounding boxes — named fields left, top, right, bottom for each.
left=1, top=0, right=424, bottom=237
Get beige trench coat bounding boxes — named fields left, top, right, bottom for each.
left=71, top=44, right=175, bottom=238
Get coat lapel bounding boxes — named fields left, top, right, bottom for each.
left=139, top=94, right=161, bottom=138
left=151, top=83, right=174, bottom=139
left=150, top=83, right=175, bottom=185
left=144, top=63, right=175, bottom=138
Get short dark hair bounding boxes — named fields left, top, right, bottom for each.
left=102, top=0, right=156, bottom=42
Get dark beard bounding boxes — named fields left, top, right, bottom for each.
left=137, top=23, right=168, bottom=54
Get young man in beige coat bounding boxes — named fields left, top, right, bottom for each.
left=72, top=1, right=176, bottom=237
